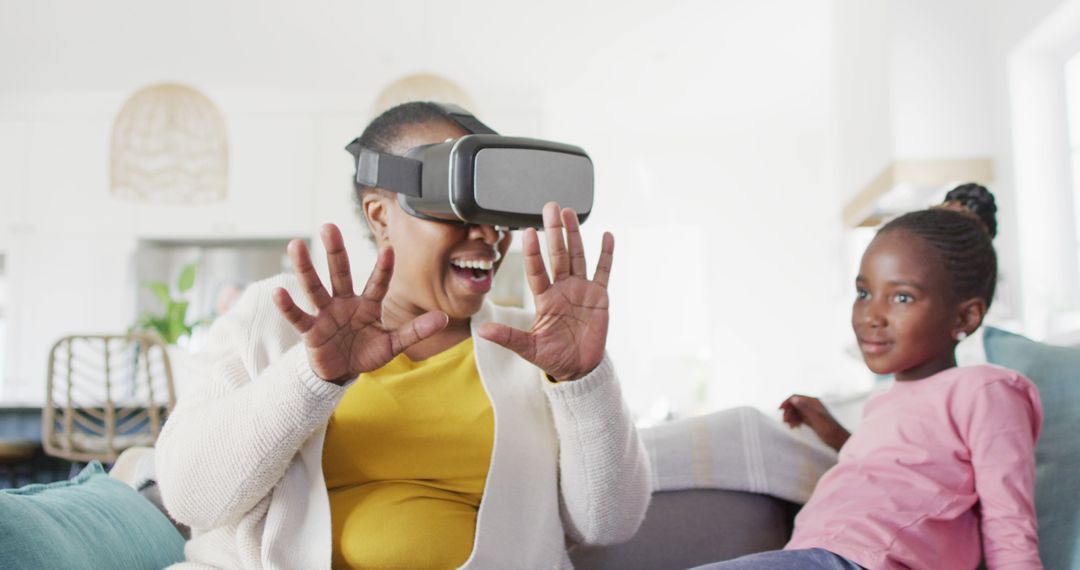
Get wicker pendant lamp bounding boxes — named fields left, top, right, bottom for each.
left=110, top=83, right=228, bottom=204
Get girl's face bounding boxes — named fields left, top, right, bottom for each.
left=851, top=229, right=961, bottom=381
left=363, top=121, right=513, bottom=322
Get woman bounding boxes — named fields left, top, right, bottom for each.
left=155, top=102, right=652, bottom=569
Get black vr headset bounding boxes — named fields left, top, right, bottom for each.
left=346, top=103, right=594, bottom=229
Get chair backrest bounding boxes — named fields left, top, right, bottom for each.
left=43, top=333, right=175, bottom=463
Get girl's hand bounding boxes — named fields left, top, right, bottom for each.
left=272, top=224, right=449, bottom=384
left=779, top=394, right=851, bottom=452
left=478, top=202, right=613, bottom=382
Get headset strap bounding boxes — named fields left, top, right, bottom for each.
left=433, top=103, right=497, bottom=135
left=346, top=104, right=496, bottom=197
left=345, top=139, right=421, bottom=197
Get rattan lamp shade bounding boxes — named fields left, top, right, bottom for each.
left=110, top=83, right=228, bottom=204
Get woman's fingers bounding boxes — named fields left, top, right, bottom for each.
left=541, top=202, right=614, bottom=286
left=272, top=287, right=316, bottom=333
left=542, top=202, right=570, bottom=280
left=320, top=224, right=354, bottom=298
left=561, top=208, right=587, bottom=278
left=360, top=247, right=394, bottom=303
left=521, top=228, right=551, bottom=296
left=287, top=239, right=332, bottom=310
left=388, top=311, right=449, bottom=356
left=477, top=322, right=536, bottom=362
left=593, top=232, right=615, bottom=288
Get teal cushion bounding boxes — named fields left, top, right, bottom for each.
left=984, top=327, right=1080, bottom=570
left=0, top=461, right=185, bottom=569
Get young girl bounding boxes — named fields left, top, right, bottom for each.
left=698, top=184, right=1044, bottom=569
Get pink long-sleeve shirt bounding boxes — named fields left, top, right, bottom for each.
left=786, top=364, right=1043, bottom=570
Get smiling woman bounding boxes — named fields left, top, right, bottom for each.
left=153, top=102, right=651, bottom=570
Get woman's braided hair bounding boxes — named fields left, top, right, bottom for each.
left=878, top=183, right=999, bottom=307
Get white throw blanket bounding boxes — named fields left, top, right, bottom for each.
left=641, top=406, right=838, bottom=504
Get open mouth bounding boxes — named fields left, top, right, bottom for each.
left=450, top=258, right=494, bottom=292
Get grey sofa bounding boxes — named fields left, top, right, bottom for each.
left=570, top=489, right=798, bottom=570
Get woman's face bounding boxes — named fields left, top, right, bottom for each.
left=363, top=121, right=513, bottom=321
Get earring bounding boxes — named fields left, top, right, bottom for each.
left=955, top=331, right=968, bottom=341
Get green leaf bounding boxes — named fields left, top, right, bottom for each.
left=167, top=301, right=190, bottom=344
left=177, top=263, right=197, bottom=293
left=135, top=264, right=200, bottom=345
left=145, top=282, right=171, bottom=308
left=146, top=317, right=170, bottom=342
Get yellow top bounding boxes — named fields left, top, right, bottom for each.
left=323, top=337, right=495, bottom=570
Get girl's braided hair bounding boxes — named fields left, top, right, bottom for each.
left=878, top=183, right=999, bottom=307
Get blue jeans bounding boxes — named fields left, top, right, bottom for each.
left=691, top=548, right=864, bottom=569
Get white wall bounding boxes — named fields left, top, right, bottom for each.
left=832, top=0, right=893, bottom=203
left=889, top=0, right=997, bottom=160
left=0, top=0, right=876, bottom=412
left=1003, top=0, right=1080, bottom=339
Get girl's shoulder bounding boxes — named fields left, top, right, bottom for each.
left=945, top=364, right=1034, bottom=392
left=943, top=365, right=1042, bottom=431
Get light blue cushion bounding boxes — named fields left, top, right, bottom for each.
left=0, top=461, right=185, bottom=569
left=984, top=326, right=1080, bottom=570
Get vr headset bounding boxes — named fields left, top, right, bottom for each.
left=346, top=103, right=594, bottom=229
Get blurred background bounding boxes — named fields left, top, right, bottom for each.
left=1, top=0, right=1078, bottom=430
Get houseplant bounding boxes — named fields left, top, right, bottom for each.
left=136, top=262, right=199, bottom=346
left=132, top=262, right=206, bottom=398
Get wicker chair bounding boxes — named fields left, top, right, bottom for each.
left=43, top=333, right=176, bottom=464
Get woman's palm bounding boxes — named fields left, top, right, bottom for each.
left=524, top=276, right=609, bottom=381
left=479, top=204, right=613, bottom=381
left=273, top=225, right=448, bottom=384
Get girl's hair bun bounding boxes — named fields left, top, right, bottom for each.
left=943, top=183, right=997, bottom=238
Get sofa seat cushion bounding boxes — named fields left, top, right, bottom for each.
left=0, top=461, right=185, bottom=569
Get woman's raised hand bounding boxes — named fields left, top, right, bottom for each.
left=272, top=224, right=449, bottom=384
left=478, top=202, right=613, bottom=382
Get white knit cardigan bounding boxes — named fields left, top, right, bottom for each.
left=155, top=273, right=652, bottom=569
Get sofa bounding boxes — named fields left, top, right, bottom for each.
left=2, top=326, right=1077, bottom=569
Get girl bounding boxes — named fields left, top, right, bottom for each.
left=700, top=184, right=1043, bottom=569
